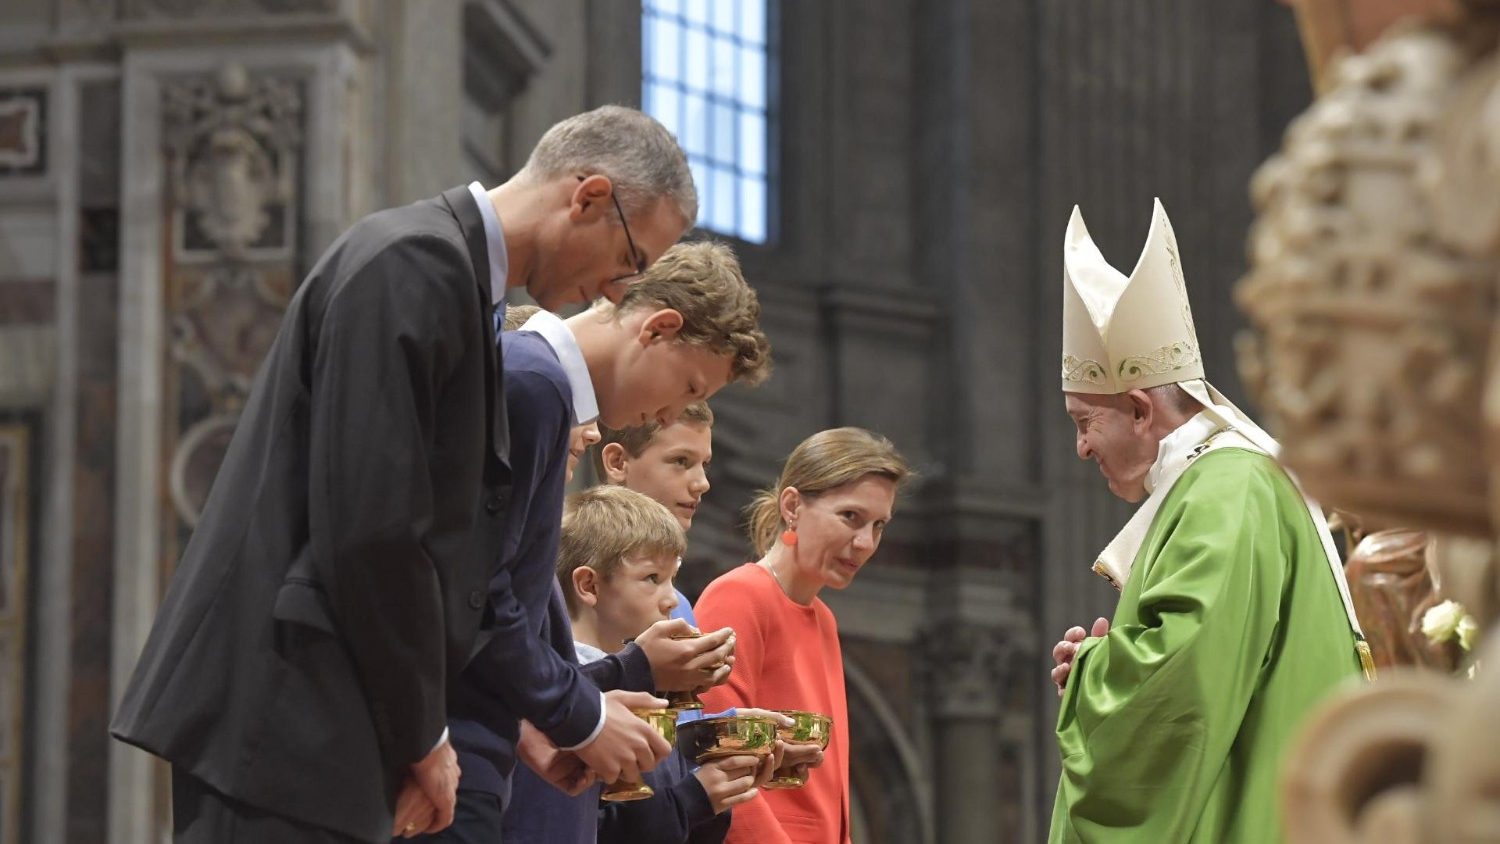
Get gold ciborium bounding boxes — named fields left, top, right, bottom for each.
left=600, top=709, right=676, bottom=803
left=763, top=710, right=832, bottom=790
left=675, top=714, right=779, bottom=764
left=660, top=631, right=722, bottom=712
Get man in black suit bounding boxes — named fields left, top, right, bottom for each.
left=111, top=106, right=697, bottom=843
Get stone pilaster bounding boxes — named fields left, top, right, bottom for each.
left=922, top=620, right=1007, bottom=844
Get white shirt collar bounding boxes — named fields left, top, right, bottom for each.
left=574, top=641, right=609, bottom=665
left=1144, top=411, right=1223, bottom=494
left=518, top=310, right=599, bottom=425
left=467, top=181, right=509, bottom=305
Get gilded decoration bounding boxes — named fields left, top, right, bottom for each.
left=1061, top=355, right=1106, bottom=386
left=161, top=64, right=302, bottom=543
left=1116, top=341, right=1200, bottom=383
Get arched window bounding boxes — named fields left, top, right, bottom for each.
left=643, top=0, right=774, bottom=244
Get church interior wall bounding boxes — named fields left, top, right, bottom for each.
left=0, top=1, right=1312, bottom=840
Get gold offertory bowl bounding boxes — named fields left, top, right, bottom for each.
left=764, top=710, right=832, bottom=789
left=600, top=709, right=677, bottom=803
left=676, top=714, right=779, bottom=764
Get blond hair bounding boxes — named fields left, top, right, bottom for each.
left=594, top=401, right=715, bottom=480
left=745, top=427, right=913, bottom=556
left=501, top=304, right=542, bottom=331
left=521, top=105, right=697, bottom=225
left=592, top=241, right=772, bottom=386
left=558, top=485, right=686, bottom=616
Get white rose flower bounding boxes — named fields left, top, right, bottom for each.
left=1421, top=600, right=1466, bottom=644
left=1457, top=614, right=1479, bottom=652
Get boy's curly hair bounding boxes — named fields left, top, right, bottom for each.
left=595, top=240, right=772, bottom=386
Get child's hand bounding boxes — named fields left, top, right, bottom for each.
left=694, top=755, right=762, bottom=814
left=636, top=618, right=736, bottom=691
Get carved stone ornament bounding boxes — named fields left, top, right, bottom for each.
left=919, top=621, right=1006, bottom=720
left=1236, top=25, right=1498, bottom=536
left=163, top=63, right=302, bottom=261
left=1243, top=13, right=1500, bottom=844
left=1282, top=631, right=1500, bottom=844
left=158, top=64, right=302, bottom=533
left=167, top=264, right=291, bottom=527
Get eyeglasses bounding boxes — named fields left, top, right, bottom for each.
left=609, top=190, right=647, bottom=286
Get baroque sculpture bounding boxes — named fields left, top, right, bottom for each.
left=1236, top=3, right=1500, bottom=841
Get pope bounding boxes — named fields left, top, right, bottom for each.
left=1047, top=198, right=1372, bottom=843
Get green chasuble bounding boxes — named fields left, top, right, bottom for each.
left=1049, top=448, right=1363, bottom=843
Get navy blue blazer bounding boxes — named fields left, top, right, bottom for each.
left=448, top=331, right=603, bottom=802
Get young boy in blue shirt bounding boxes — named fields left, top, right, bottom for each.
left=559, top=485, right=766, bottom=844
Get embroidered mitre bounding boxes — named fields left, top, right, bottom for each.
left=1060, top=198, right=1202, bottom=394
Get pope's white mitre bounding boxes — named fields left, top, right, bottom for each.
left=1060, top=197, right=1203, bottom=394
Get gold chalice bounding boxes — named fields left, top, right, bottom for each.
left=600, top=708, right=676, bottom=803
left=660, top=630, right=724, bottom=712
left=763, top=710, right=832, bottom=789
left=675, top=714, right=779, bottom=764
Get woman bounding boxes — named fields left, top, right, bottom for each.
left=696, top=427, right=911, bottom=844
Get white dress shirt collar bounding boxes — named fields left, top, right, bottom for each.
left=518, top=310, right=599, bottom=425
left=467, top=181, right=509, bottom=305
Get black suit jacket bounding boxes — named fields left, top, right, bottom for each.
left=111, top=187, right=511, bottom=843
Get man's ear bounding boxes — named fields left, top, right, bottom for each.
left=569, top=173, right=615, bottom=223
left=1126, top=389, right=1154, bottom=429
left=637, top=308, right=685, bottom=344
left=600, top=442, right=630, bottom=483
left=571, top=567, right=601, bottom=609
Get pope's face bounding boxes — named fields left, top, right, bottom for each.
left=1064, top=392, right=1159, bottom=503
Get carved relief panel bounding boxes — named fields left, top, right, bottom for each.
left=158, top=63, right=303, bottom=571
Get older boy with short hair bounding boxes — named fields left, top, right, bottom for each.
left=424, top=241, right=772, bottom=843
left=596, top=401, right=714, bottom=625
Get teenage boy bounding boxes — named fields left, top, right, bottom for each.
left=416, top=241, right=773, bottom=842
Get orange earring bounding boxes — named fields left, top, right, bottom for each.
left=781, top=528, right=798, bottom=547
